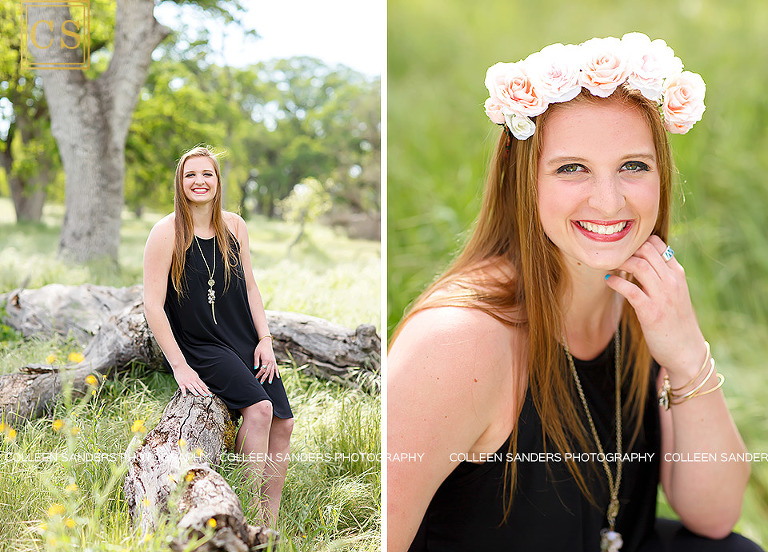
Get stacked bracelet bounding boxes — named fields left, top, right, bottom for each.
left=658, top=341, right=725, bottom=410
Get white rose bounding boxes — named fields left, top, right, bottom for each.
left=505, top=113, right=536, bottom=141
left=623, top=32, right=683, bottom=101
left=525, top=43, right=583, bottom=104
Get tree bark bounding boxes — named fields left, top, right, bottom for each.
left=124, top=391, right=276, bottom=551
left=0, top=87, right=52, bottom=223
left=9, top=174, right=47, bottom=222
left=26, top=0, right=170, bottom=262
left=0, top=284, right=380, bottom=424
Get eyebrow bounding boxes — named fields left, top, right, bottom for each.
left=544, top=153, right=657, bottom=166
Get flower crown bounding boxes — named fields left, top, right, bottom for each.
left=484, top=33, right=706, bottom=140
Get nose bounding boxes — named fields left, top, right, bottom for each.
left=588, top=173, right=625, bottom=215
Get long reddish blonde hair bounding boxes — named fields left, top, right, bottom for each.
left=170, top=146, right=239, bottom=295
left=391, top=86, right=673, bottom=513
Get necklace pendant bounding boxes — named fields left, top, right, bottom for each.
left=208, top=278, right=215, bottom=287
left=600, top=529, right=623, bottom=552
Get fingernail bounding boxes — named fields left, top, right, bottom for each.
left=604, top=274, right=610, bottom=280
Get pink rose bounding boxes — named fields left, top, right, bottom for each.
left=484, top=61, right=548, bottom=117
left=662, top=71, right=706, bottom=134
left=623, top=32, right=683, bottom=101
left=525, top=43, right=583, bottom=104
left=484, top=97, right=506, bottom=125
left=579, top=37, right=630, bottom=98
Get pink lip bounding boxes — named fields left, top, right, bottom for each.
left=572, top=220, right=633, bottom=242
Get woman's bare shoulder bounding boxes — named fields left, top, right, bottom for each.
left=391, top=305, right=525, bottom=380
left=146, top=214, right=175, bottom=246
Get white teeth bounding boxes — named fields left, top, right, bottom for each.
left=577, top=221, right=627, bottom=235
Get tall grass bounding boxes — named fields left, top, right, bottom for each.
left=0, top=199, right=381, bottom=550
left=387, top=0, right=768, bottom=545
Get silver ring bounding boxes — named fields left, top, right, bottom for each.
left=661, top=246, right=674, bottom=262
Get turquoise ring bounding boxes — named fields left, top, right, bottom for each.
left=661, top=246, right=674, bottom=262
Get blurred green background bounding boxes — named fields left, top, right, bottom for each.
left=388, top=0, right=768, bottom=544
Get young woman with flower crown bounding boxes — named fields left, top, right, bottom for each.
left=388, top=34, right=762, bottom=552
left=143, top=146, right=294, bottom=527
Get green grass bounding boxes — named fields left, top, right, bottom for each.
left=0, top=361, right=380, bottom=551
left=0, top=198, right=380, bottom=551
left=387, top=0, right=768, bottom=545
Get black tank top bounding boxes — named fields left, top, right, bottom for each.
left=409, top=336, right=661, bottom=551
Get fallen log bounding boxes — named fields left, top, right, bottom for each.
left=0, top=284, right=380, bottom=423
left=124, top=390, right=276, bottom=551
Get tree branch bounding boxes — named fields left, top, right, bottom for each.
left=100, top=0, right=171, bottom=140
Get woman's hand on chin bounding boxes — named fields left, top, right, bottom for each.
left=604, top=234, right=707, bottom=375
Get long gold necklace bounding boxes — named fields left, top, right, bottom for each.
left=563, top=329, right=624, bottom=552
left=194, top=236, right=217, bottom=324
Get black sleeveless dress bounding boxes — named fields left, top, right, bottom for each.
left=409, top=336, right=660, bottom=551
left=163, top=233, right=293, bottom=419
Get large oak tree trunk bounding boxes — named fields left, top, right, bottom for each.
left=0, top=284, right=380, bottom=424
left=25, top=0, right=170, bottom=262
left=124, top=391, right=276, bottom=551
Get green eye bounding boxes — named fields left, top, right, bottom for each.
left=557, top=163, right=585, bottom=174
left=622, top=161, right=650, bottom=172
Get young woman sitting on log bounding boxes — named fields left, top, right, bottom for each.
left=143, top=145, right=294, bottom=528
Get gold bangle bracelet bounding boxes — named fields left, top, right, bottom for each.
left=671, top=373, right=725, bottom=406
left=258, top=334, right=273, bottom=343
left=658, top=356, right=724, bottom=410
left=672, top=357, right=716, bottom=401
left=670, top=341, right=711, bottom=392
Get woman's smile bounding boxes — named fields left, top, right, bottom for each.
left=573, top=219, right=633, bottom=242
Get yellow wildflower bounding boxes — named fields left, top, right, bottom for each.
left=37, top=523, right=47, bottom=533
left=68, top=352, right=85, bottom=364
left=131, top=419, right=146, bottom=433
left=65, top=483, right=78, bottom=493
left=64, top=517, right=75, bottom=528
left=45, top=354, right=57, bottom=364
left=207, top=518, right=217, bottom=528
left=178, top=438, right=187, bottom=449
left=52, top=419, right=64, bottom=432
left=85, top=374, right=98, bottom=386
left=194, top=448, right=204, bottom=457
left=185, top=472, right=195, bottom=482
left=4, top=428, right=16, bottom=442
left=47, top=503, right=66, bottom=517
left=70, top=426, right=81, bottom=436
